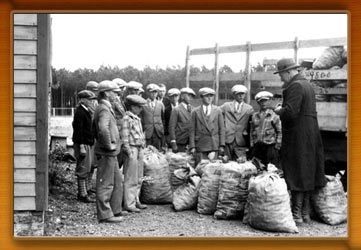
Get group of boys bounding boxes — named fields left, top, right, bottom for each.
left=72, top=78, right=282, bottom=223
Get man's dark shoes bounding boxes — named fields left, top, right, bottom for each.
left=78, top=195, right=95, bottom=203
left=126, top=207, right=141, bottom=213
left=114, top=211, right=128, bottom=217
left=100, top=216, right=123, bottom=223
left=136, top=203, right=148, bottom=209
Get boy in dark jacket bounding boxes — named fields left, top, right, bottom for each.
left=72, top=90, right=97, bottom=203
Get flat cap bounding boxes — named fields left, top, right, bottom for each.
left=112, top=78, right=127, bottom=88
left=125, top=94, right=147, bottom=106
left=77, top=90, right=96, bottom=99
left=180, top=87, right=196, bottom=96
left=231, top=84, right=248, bottom=94
left=98, top=80, right=121, bottom=93
left=126, top=81, right=143, bottom=90
left=146, top=83, right=160, bottom=92
left=86, top=81, right=98, bottom=91
left=168, top=88, right=181, bottom=96
left=255, top=91, right=273, bottom=102
left=199, top=87, right=215, bottom=96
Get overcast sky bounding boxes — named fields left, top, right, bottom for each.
left=51, top=14, right=347, bottom=72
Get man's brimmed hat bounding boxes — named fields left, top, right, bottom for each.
left=98, top=80, right=121, bottom=93
left=199, top=87, right=215, bottom=96
left=274, top=58, right=300, bottom=74
left=125, top=95, right=147, bottom=106
left=255, top=91, right=273, bottom=102
left=78, top=90, right=97, bottom=99
left=180, top=87, right=196, bottom=96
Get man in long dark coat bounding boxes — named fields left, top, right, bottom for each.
left=274, top=58, right=326, bottom=224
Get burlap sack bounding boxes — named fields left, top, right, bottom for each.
left=312, top=175, right=347, bottom=225
left=313, top=46, right=345, bottom=70
left=141, top=147, right=173, bottom=204
left=197, top=161, right=223, bottom=215
left=214, top=161, right=257, bottom=220
left=172, top=175, right=201, bottom=211
left=247, top=172, right=298, bottom=233
left=168, top=152, right=192, bottom=191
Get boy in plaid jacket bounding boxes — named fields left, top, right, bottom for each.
left=250, top=91, right=282, bottom=168
left=121, top=95, right=148, bottom=213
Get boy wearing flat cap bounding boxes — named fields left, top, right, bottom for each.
left=220, top=84, right=254, bottom=161
left=72, top=90, right=97, bottom=203
left=164, top=88, right=180, bottom=146
left=168, top=87, right=196, bottom=152
left=250, top=91, right=282, bottom=168
left=189, top=87, right=225, bottom=163
left=121, top=95, right=147, bottom=213
left=273, top=58, right=326, bottom=224
left=140, top=83, right=166, bottom=150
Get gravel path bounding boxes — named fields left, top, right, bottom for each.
left=44, top=161, right=347, bottom=237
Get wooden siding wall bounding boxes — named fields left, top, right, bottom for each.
left=13, top=14, right=38, bottom=211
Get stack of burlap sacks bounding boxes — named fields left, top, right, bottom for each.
left=140, top=146, right=347, bottom=233
left=311, top=46, right=347, bottom=102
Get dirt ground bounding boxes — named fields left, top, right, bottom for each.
left=44, top=161, right=347, bottom=237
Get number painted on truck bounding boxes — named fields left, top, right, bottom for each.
left=305, top=70, right=332, bottom=80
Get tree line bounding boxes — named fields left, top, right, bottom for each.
left=51, top=64, right=266, bottom=108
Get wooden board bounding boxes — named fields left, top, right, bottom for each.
left=14, top=40, right=37, bottom=55
left=14, top=98, right=36, bottom=112
left=14, top=169, right=36, bottom=182
left=190, top=47, right=215, bottom=55
left=14, top=84, right=36, bottom=98
left=13, top=141, right=36, bottom=155
left=314, top=88, right=348, bottom=95
left=14, top=26, right=37, bottom=40
left=14, top=183, right=36, bottom=197
left=252, top=41, right=295, bottom=51
left=13, top=14, right=37, bottom=26
left=14, top=155, right=36, bottom=169
left=14, top=197, right=36, bottom=211
left=251, top=71, right=281, bottom=81
left=299, top=37, right=347, bottom=48
left=219, top=44, right=247, bottom=54
left=189, top=37, right=346, bottom=56
left=189, top=72, right=213, bottom=81
left=318, top=102, right=347, bottom=132
left=36, top=13, right=50, bottom=212
left=257, top=80, right=283, bottom=87
left=14, top=127, right=36, bottom=141
left=14, top=112, right=36, bottom=126
left=189, top=72, right=243, bottom=82
left=14, top=69, right=36, bottom=83
left=304, top=69, right=347, bottom=81
left=14, top=55, right=36, bottom=69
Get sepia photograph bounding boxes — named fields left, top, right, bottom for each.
left=13, top=13, right=348, bottom=237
